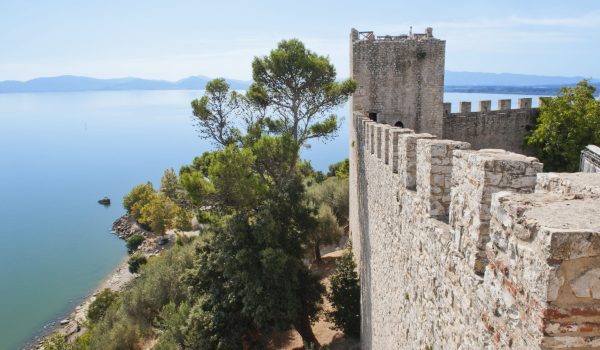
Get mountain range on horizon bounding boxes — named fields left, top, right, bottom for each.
left=0, top=72, right=598, bottom=94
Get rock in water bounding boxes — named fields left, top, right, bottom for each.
left=98, top=197, right=111, bottom=205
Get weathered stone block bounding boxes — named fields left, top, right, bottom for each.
left=416, top=139, right=470, bottom=219
left=398, top=133, right=437, bottom=190
left=389, top=128, right=414, bottom=173
left=480, top=100, right=491, bottom=113
left=450, top=150, right=542, bottom=274
left=536, top=172, right=600, bottom=196
left=460, top=101, right=472, bottom=114
left=485, top=190, right=600, bottom=348
left=498, top=99, right=511, bottom=110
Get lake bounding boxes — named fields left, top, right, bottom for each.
left=0, top=90, right=543, bottom=349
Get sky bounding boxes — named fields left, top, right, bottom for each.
left=1, top=0, right=599, bottom=81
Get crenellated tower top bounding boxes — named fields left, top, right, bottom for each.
left=350, top=27, right=445, bottom=135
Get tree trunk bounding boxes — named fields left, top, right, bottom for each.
left=314, top=243, right=321, bottom=261
left=294, top=313, right=320, bottom=348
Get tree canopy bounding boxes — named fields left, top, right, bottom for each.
left=191, top=78, right=242, bottom=147
left=178, top=39, right=355, bottom=348
left=250, top=39, right=356, bottom=147
left=527, top=80, right=600, bottom=171
left=106, top=38, right=354, bottom=349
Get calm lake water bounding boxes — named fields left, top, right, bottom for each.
left=0, top=90, right=542, bottom=349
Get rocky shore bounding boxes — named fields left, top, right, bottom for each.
left=27, top=258, right=134, bottom=350
left=30, top=214, right=200, bottom=349
left=28, top=215, right=140, bottom=349
left=111, top=213, right=149, bottom=239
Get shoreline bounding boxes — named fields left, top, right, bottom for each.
left=24, top=214, right=196, bottom=349
left=23, top=215, right=137, bottom=350
left=24, top=256, right=134, bottom=349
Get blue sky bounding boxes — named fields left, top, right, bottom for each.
left=1, top=0, right=599, bottom=81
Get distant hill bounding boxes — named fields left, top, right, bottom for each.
left=444, top=71, right=598, bottom=86
left=0, top=75, right=251, bottom=93
left=0, top=72, right=598, bottom=94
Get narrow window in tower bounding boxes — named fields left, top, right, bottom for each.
left=368, top=112, right=378, bottom=122
left=395, top=121, right=404, bottom=128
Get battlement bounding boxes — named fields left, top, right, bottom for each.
left=351, top=27, right=437, bottom=42
left=443, top=97, right=539, bottom=116
left=442, top=98, right=540, bottom=154
left=350, top=112, right=600, bottom=349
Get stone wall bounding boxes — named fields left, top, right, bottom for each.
left=349, top=112, right=600, bottom=349
left=442, top=98, right=539, bottom=154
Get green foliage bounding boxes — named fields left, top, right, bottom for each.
left=128, top=252, right=147, bottom=274
left=42, top=334, right=75, bottom=350
left=87, top=243, right=197, bottom=349
left=153, top=302, right=192, bottom=350
left=327, top=248, right=360, bottom=339
left=250, top=39, right=356, bottom=146
left=123, top=182, right=155, bottom=220
left=327, top=159, right=349, bottom=179
left=124, top=244, right=196, bottom=329
left=159, top=168, right=191, bottom=209
left=185, top=204, right=325, bottom=348
left=126, top=234, right=145, bottom=251
left=527, top=80, right=600, bottom=171
left=124, top=181, right=189, bottom=236
left=191, top=78, right=242, bottom=147
left=86, top=40, right=354, bottom=349
left=308, top=177, right=349, bottom=230
left=139, top=195, right=177, bottom=235
left=174, top=206, right=193, bottom=232
left=87, top=307, right=139, bottom=350
left=42, top=332, right=91, bottom=350
left=206, top=144, right=267, bottom=210
left=309, top=205, right=342, bottom=260
left=159, top=168, right=179, bottom=201
left=88, top=288, right=119, bottom=324
left=298, top=160, right=326, bottom=186
left=179, top=170, right=216, bottom=208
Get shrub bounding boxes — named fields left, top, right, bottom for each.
left=139, top=195, right=177, bottom=235
left=527, top=80, right=600, bottom=171
left=126, top=234, right=145, bottom=251
left=42, top=334, right=72, bottom=350
left=327, top=247, right=360, bottom=339
left=122, top=242, right=197, bottom=329
left=174, top=207, right=193, bottom=232
left=327, top=158, right=349, bottom=179
left=123, top=182, right=156, bottom=220
left=128, top=252, right=147, bottom=274
left=88, top=288, right=119, bottom=323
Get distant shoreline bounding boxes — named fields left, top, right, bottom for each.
left=1, top=73, right=598, bottom=96
left=0, top=86, right=592, bottom=96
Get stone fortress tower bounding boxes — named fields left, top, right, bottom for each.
left=349, top=28, right=600, bottom=349
left=350, top=28, right=445, bottom=136
left=351, top=27, right=538, bottom=154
